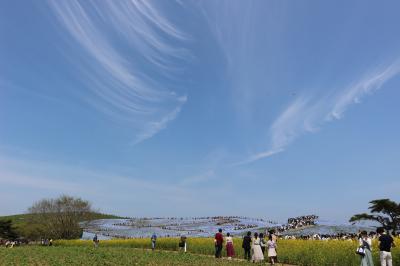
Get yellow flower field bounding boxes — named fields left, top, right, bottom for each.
left=55, top=237, right=400, bottom=266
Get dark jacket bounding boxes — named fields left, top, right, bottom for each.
left=242, top=235, right=251, bottom=249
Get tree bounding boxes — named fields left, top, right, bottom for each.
left=0, top=220, right=19, bottom=239
left=349, top=199, right=400, bottom=234
left=28, top=195, right=94, bottom=239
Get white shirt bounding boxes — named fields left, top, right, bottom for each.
left=359, top=237, right=372, bottom=251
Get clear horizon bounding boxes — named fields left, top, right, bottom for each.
left=1, top=1, right=399, bottom=223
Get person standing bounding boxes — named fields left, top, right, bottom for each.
left=242, top=231, right=252, bottom=261
left=225, top=232, right=235, bottom=259
left=267, top=235, right=278, bottom=265
left=377, top=228, right=395, bottom=266
left=151, top=233, right=157, bottom=251
left=269, top=229, right=277, bottom=242
left=179, top=235, right=187, bottom=253
left=359, top=231, right=374, bottom=266
left=93, top=234, right=99, bottom=248
left=252, top=232, right=264, bottom=262
left=259, top=233, right=266, bottom=255
left=215, top=228, right=224, bottom=258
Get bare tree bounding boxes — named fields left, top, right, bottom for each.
left=28, top=195, right=93, bottom=239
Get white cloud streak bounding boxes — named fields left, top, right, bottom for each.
left=133, top=96, right=187, bottom=144
left=328, top=61, right=400, bottom=120
left=47, top=0, right=189, bottom=143
left=239, top=60, right=400, bottom=165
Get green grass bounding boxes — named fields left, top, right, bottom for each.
left=0, top=246, right=253, bottom=266
left=2, top=237, right=399, bottom=265
left=55, top=237, right=400, bottom=266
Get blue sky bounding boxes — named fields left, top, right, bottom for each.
left=1, top=0, right=400, bottom=222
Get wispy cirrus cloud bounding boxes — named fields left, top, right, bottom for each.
left=47, top=0, right=189, bottom=143
left=327, top=61, right=400, bottom=120
left=238, top=60, right=400, bottom=165
left=133, top=95, right=187, bottom=144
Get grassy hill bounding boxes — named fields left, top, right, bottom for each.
left=0, top=212, right=124, bottom=239
left=0, top=212, right=123, bottom=225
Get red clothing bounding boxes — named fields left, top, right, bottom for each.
left=226, top=242, right=235, bottom=257
left=215, top=233, right=223, bottom=245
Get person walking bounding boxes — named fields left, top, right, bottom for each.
left=252, top=232, right=264, bottom=262
left=151, top=233, right=157, bottom=251
left=377, top=228, right=395, bottom=266
left=359, top=231, right=374, bottom=266
left=267, top=234, right=278, bottom=265
left=214, top=228, right=224, bottom=258
left=242, top=231, right=252, bottom=261
left=226, top=232, right=235, bottom=260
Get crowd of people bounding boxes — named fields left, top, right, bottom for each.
left=3, top=240, right=19, bottom=248
left=145, top=225, right=397, bottom=266
left=273, top=215, right=318, bottom=233
left=40, top=238, right=53, bottom=246
left=150, top=229, right=279, bottom=265
left=213, top=228, right=278, bottom=264
left=0, top=238, right=50, bottom=248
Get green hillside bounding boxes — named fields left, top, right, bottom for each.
left=0, top=212, right=123, bottom=225
left=0, top=212, right=124, bottom=239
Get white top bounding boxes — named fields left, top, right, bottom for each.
left=267, top=240, right=277, bottom=249
left=226, top=236, right=233, bottom=243
left=253, top=237, right=260, bottom=246
left=359, top=237, right=372, bottom=251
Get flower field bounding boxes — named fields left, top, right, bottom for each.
left=55, top=237, right=400, bottom=266
left=1, top=238, right=399, bottom=265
